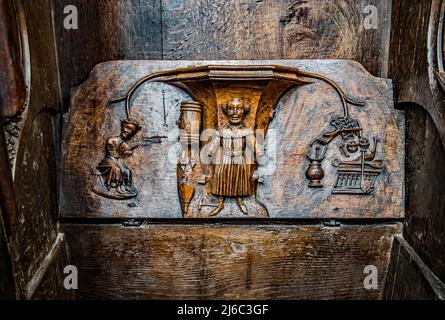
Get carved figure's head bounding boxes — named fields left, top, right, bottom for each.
left=120, top=119, right=142, bottom=140
left=359, top=137, right=370, bottom=150
left=222, top=98, right=250, bottom=125
left=346, top=140, right=359, bottom=153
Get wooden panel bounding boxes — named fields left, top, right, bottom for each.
left=52, top=0, right=163, bottom=111
left=0, top=0, right=26, bottom=118
left=61, top=60, right=404, bottom=219
left=384, top=236, right=445, bottom=300
left=52, top=0, right=391, bottom=112
left=62, top=223, right=401, bottom=299
left=389, top=0, right=445, bottom=291
left=403, top=105, right=445, bottom=283
left=3, top=0, right=66, bottom=298
left=0, top=208, right=15, bottom=299
left=11, top=112, right=59, bottom=296
left=389, top=0, right=445, bottom=149
left=29, top=234, right=76, bottom=300
left=161, top=0, right=392, bottom=77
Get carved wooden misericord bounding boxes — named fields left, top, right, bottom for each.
left=62, top=60, right=404, bottom=219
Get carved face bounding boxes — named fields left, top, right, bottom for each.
left=346, top=140, right=359, bottom=153
left=121, top=123, right=138, bottom=140
left=225, top=99, right=246, bottom=125
left=359, top=137, right=370, bottom=150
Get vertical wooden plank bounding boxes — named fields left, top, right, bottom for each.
left=2, top=0, right=69, bottom=299
left=50, top=0, right=392, bottom=112
left=388, top=0, right=445, bottom=292
left=27, top=234, right=76, bottom=300
left=0, top=0, right=26, bottom=118
left=360, top=0, right=392, bottom=77
left=161, top=0, right=391, bottom=76
left=161, top=0, right=276, bottom=59
left=0, top=117, right=17, bottom=237
left=382, top=235, right=400, bottom=299
left=403, top=105, right=445, bottom=283
left=0, top=208, right=15, bottom=299
left=0, top=126, right=16, bottom=298
left=389, top=0, right=445, bottom=148
left=384, top=237, right=445, bottom=300
left=52, top=0, right=163, bottom=111
left=389, top=0, right=432, bottom=103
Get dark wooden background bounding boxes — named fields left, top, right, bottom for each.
left=0, top=0, right=444, bottom=299
left=53, top=0, right=392, bottom=111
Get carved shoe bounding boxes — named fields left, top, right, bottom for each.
left=237, top=199, right=248, bottom=215
left=116, top=185, right=127, bottom=194
left=208, top=203, right=224, bottom=217
left=126, top=185, right=137, bottom=194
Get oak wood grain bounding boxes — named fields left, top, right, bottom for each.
left=61, top=60, right=404, bottom=219
left=3, top=0, right=67, bottom=299
left=52, top=0, right=163, bottom=111
left=403, top=104, right=445, bottom=283
left=384, top=236, right=445, bottom=300
left=0, top=0, right=26, bottom=118
left=62, top=222, right=401, bottom=299
left=389, top=0, right=445, bottom=149
left=29, top=234, right=76, bottom=300
left=0, top=207, right=15, bottom=299
left=161, top=0, right=391, bottom=78
left=389, top=0, right=445, bottom=285
left=53, top=0, right=392, bottom=112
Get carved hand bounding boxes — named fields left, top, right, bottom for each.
left=252, top=171, right=264, bottom=184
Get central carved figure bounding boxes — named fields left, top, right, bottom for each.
left=207, top=98, right=262, bottom=216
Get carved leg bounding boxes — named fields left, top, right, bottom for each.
left=124, top=168, right=137, bottom=193
left=112, top=167, right=127, bottom=194
left=116, top=185, right=127, bottom=194
left=208, top=196, right=224, bottom=217
left=236, top=197, right=248, bottom=215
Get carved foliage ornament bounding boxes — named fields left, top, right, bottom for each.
left=89, top=65, right=385, bottom=218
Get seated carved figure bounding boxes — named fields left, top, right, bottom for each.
left=93, top=119, right=142, bottom=199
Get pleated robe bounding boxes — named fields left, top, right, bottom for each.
left=207, top=124, right=260, bottom=197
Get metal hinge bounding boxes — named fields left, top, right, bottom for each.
left=323, top=219, right=341, bottom=227
left=122, top=218, right=142, bottom=227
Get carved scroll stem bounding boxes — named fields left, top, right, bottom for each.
left=110, top=65, right=233, bottom=117
left=109, top=70, right=175, bottom=118
left=297, top=70, right=366, bottom=118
